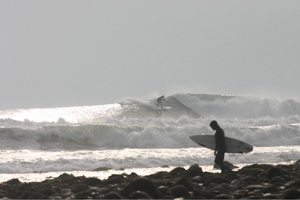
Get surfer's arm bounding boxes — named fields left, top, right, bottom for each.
left=214, top=131, right=221, bottom=154
left=214, top=141, right=218, bottom=155
left=214, top=143, right=219, bottom=155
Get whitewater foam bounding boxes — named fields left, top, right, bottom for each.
left=0, top=94, right=300, bottom=150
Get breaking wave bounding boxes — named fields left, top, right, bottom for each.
left=0, top=93, right=299, bottom=150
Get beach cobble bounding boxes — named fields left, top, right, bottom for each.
left=1, top=161, right=300, bottom=199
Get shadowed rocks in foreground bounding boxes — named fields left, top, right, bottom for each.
left=1, top=162, right=300, bottom=199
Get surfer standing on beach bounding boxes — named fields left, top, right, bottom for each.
left=156, top=95, right=164, bottom=107
left=210, top=120, right=231, bottom=173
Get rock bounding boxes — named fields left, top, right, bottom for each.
left=191, top=176, right=203, bottom=183
left=60, top=189, right=75, bottom=199
left=105, top=192, right=122, bottom=199
left=127, top=172, right=139, bottom=180
left=75, top=190, right=92, bottom=199
left=185, top=164, right=204, bottom=177
left=248, top=164, right=273, bottom=170
left=0, top=190, right=7, bottom=198
left=261, top=185, right=279, bottom=194
left=85, top=177, right=102, bottom=186
left=209, top=184, right=230, bottom=196
left=169, top=185, right=189, bottom=198
left=28, top=192, right=48, bottom=199
left=238, top=164, right=272, bottom=176
left=97, top=187, right=109, bottom=196
left=270, top=176, right=286, bottom=185
left=151, top=180, right=166, bottom=188
left=173, top=177, right=194, bottom=191
left=56, top=173, right=75, bottom=181
left=203, top=176, right=230, bottom=187
left=238, top=167, right=265, bottom=176
left=193, top=188, right=215, bottom=199
left=17, top=182, right=33, bottom=192
left=0, top=184, right=15, bottom=195
left=214, top=161, right=238, bottom=170
left=242, top=175, right=259, bottom=184
left=129, top=190, right=152, bottom=199
left=168, top=167, right=186, bottom=177
left=157, top=185, right=169, bottom=194
left=280, top=189, right=300, bottom=199
left=6, top=191, right=22, bottom=199
left=105, top=174, right=126, bottom=184
left=215, top=193, right=233, bottom=199
left=285, top=180, right=300, bottom=189
left=231, top=179, right=248, bottom=187
left=71, top=184, right=89, bottom=193
left=49, top=193, right=62, bottom=199
left=40, top=186, right=56, bottom=196
left=231, top=189, right=248, bottom=199
left=146, top=171, right=169, bottom=179
left=60, top=189, right=74, bottom=199
left=267, top=167, right=285, bottom=180
left=160, top=193, right=175, bottom=199
left=19, top=191, right=32, bottom=199
left=5, top=179, right=21, bottom=185
left=262, top=193, right=278, bottom=199
left=246, top=194, right=263, bottom=199
left=245, top=184, right=268, bottom=191
left=119, top=177, right=161, bottom=198
left=224, top=172, right=239, bottom=181
left=294, top=159, right=300, bottom=170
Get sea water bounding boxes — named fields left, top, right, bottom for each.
left=0, top=93, right=300, bottom=182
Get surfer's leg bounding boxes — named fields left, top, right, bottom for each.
left=215, top=151, right=226, bottom=173
left=214, top=152, right=221, bottom=166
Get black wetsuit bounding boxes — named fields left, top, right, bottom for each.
left=214, top=128, right=227, bottom=173
left=157, top=96, right=164, bottom=107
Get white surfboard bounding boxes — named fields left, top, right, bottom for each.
left=190, top=135, right=253, bottom=154
left=155, top=106, right=171, bottom=111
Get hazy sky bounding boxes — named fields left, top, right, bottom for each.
left=1, top=1, right=300, bottom=110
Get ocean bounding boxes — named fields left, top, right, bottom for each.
left=0, top=93, right=300, bottom=183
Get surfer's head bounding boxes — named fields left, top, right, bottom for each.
left=210, top=120, right=219, bottom=130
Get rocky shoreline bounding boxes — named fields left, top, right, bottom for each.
left=1, top=161, right=300, bottom=199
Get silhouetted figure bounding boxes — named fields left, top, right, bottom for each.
left=210, top=120, right=231, bottom=173
left=156, top=95, right=164, bottom=107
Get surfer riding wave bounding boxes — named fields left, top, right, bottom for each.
left=156, top=95, right=164, bottom=108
